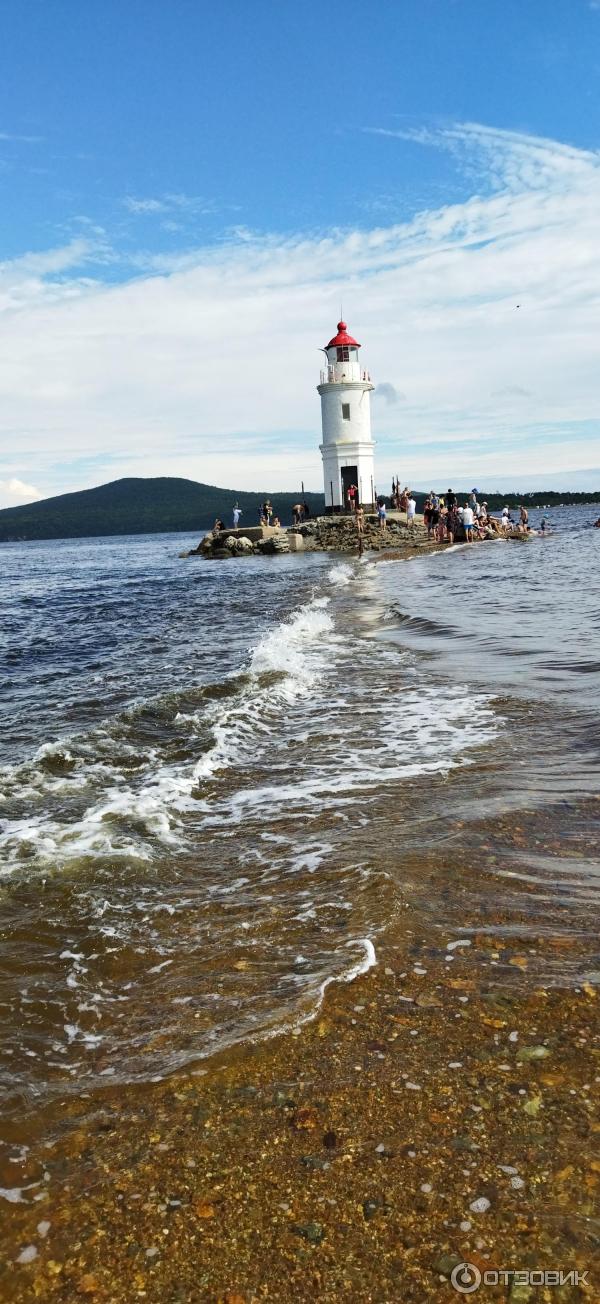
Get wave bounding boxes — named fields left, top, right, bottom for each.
left=0, top=594, right=339, bottom=874
left=0, top=557, right=499, bottom=881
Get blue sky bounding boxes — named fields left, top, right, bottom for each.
left=1, top=0, right=600, bottom=504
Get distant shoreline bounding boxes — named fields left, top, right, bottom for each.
left=0, top=475, right=599, bottom=543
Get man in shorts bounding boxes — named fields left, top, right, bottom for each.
left=462, top=503, right=475, bottom=542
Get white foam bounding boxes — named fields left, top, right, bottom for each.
left=0, top=593, right=340, bottom=873
left=193, top=597, right=335, bottom=783
left=328, top=562, right=354, bottom=586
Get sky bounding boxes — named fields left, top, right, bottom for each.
left=1, top=0, right=600, bottom=507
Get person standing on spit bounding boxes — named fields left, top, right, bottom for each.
left=377, top=496, right=387, bottom=532
left=407, top=495, right=416, bottom=529
left=232, top=504, right=242, bottom=528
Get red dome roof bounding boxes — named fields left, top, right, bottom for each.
left=326, top=320, right=360, bottom=349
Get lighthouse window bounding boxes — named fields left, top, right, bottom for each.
left=341, top=403, right=351, bottom=420
left=337, top=346, right=350, bottom=362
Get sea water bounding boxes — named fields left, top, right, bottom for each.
left=0, top=507, right=598, bottom=1131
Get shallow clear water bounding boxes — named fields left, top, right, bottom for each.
left=0, top=508, right=598, bottom=1129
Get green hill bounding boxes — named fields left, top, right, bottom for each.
left=0, top=478, right=326, bottom=542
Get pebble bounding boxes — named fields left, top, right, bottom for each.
left=291, top=1221, right=324, bottom=1245
left=362, top=1198, right=381, bottom=1221
left=469, top=1197, right=491, bottom=1213
left=446, top=940, right=471, bottom=951
left=36, top=1221, right=51, bottom=1238
left=448, top=1062, right=463, bottom=1069
left=460, top=1220, right=472, bottom=1231
left=420, top=1183, right=432, bottom=1193
left=510, top=1176, right=526, bottom=1190
left=516, top=1044, right=550, bottom=1062
left=145, top=1247, right=159, bottom=1258
left=405, top=1082, right=421, bottom=1091
left=450, top=1136, right=477, bottom=1154
left=301, top=1156, right=330, bottom=1171
left=16, top=1246, right=37, bottom=1264
left=433, top=1252, right=463, bottom=1277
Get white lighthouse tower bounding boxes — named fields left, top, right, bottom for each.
left=317, top=319, right=375, bottom=513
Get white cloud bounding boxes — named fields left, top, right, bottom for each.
left=1, top=123, right=600, bottom=495
left=0, top=477, right=43, bottom=508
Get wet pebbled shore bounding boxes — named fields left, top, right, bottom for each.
left=1, top=872, right=598, bottom=1304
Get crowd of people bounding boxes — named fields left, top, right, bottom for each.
left=374, top=484, right=547, bottom=542
left=420, top=490, right=544, bottom=542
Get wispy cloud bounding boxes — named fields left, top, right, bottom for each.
left=491, top=384, right=532, bottom=399
left=123, top=192, right=216, bottom=217
left=374, top=383, right=406, bottom=406
left=0, top=238, right=112, bottom=312
left=124, top=197, right=168, bottom=215
left=1, top=123, right=600, bottom=494
left=0, top=130, right=43, bottom=144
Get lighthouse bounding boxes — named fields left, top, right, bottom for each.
left=317, top=319, right=375, bottom=513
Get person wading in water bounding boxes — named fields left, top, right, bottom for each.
left=355, top=505, right=365, bottom=556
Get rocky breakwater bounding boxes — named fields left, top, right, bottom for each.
left=184, top=514, right=436, bottom=560
left=184, top=524, right=291, bottom=560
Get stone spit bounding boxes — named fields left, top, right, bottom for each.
left=182, top=513, right=470, bottom=561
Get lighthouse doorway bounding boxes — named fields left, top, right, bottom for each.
left=341, top=465, right=359, bottom=512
